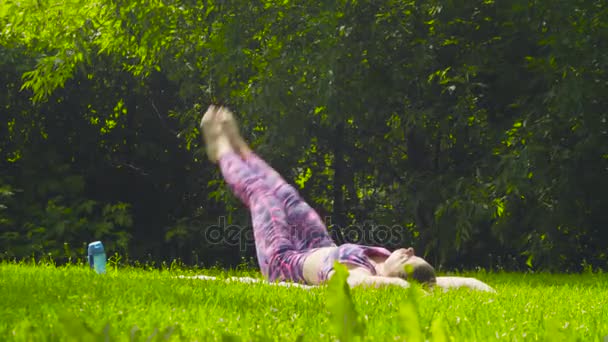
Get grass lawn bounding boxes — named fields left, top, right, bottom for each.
left=1, top=262, right=607, bottom=341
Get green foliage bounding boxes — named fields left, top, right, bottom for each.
left=0, top=183, right=13, bottom=228
left=326, top=263, right=366, bottom=341
left=0, top=0, right=606, bottom=271
left=1, top=193, right=132, bottom=260
left=57, top=313, right=178, bottom=342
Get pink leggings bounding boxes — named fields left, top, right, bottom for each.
left=218, top=152, right=336, bottom=282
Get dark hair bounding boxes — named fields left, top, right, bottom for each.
left=406, top=262, right=437, bottom=286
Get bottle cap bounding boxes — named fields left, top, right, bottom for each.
left=88, top=241, right=105, bottom=254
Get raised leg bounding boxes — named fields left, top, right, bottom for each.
left=244, top=153, right=336, bottom=251
left=202, top=105, right=310, bottom=282
left=218, top=152, right=310, bottom=282
left=221, top=108, right=336, bottom=250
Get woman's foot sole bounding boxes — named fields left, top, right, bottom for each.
left=200, top=105, right=227, bottom=163
left=220, top=108, right=252, bottom=157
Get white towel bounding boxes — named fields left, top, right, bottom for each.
left=178, top=275, right=495, bottom=292
left=178, top=275, right=316, bottom=289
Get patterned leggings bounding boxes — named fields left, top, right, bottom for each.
left=219, top=152, right=336, bottom=283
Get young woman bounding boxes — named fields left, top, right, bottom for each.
left=201, top=105, right=494, bottom=292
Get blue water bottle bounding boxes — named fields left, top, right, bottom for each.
left=88, top=241, right=106, bottom=274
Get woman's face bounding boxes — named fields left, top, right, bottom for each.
left=383, top=247, right=425, bottom=277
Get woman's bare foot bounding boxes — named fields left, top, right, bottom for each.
left=219, top=107, right=252, bottom=157
left=200, top=105, right=233, bottom=163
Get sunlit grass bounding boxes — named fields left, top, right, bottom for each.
left=1, top=262, right=606, bottom=341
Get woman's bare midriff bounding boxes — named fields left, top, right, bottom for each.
left=302, top=246, right=389, bottom=284
left=302, top=246, right=336, bottom=284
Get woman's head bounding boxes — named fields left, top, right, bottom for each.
left=383, top=247, right=436, bottom=286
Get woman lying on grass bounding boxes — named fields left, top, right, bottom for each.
left=200, top=105, right=494, bottom=292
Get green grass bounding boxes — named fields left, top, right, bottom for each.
left=1, top=262, right=607, bottom=341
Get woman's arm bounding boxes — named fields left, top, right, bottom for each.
left=435, top=276, right=496, bottom=292
left=346, top=271, right=411, bottom=288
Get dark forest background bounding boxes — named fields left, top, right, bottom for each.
left=1, top=0, right=606, bottom=271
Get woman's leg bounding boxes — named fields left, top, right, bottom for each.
left=244, top=153, right=336, bottom=251
left=219, top=151, right=309, bottom=282
left=220, top=108, right=336, bottom=250
left=202, top=105, right=308, bottom=282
